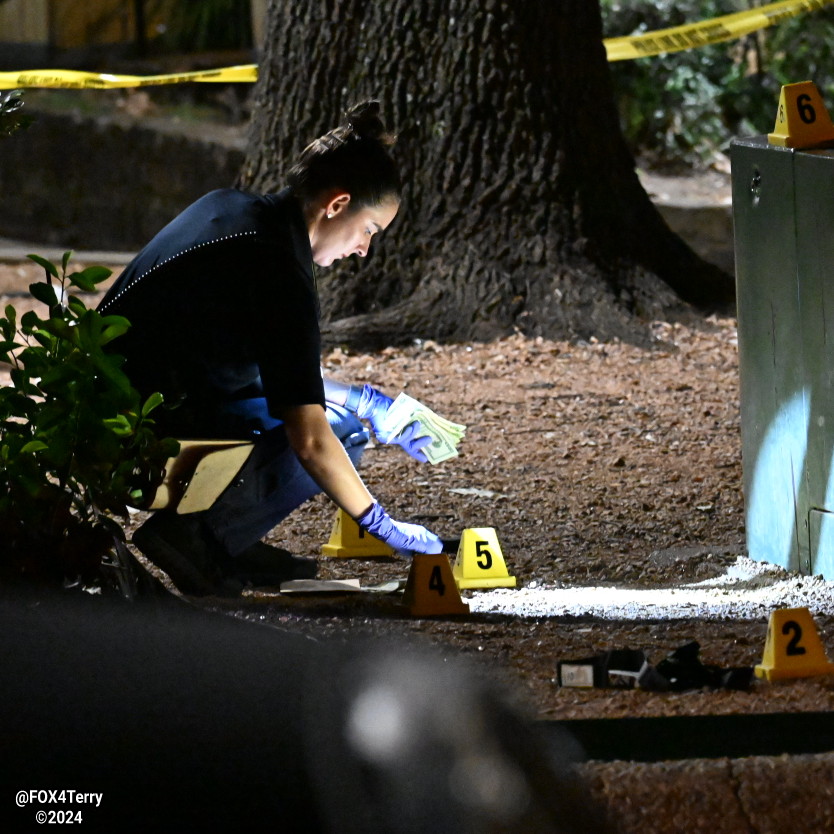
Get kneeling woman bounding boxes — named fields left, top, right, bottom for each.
left=99, top=101, right=442, bottom=595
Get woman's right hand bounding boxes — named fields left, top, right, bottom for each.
left=354, top=384, right=394, bottom=438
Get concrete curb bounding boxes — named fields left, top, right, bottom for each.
left=0, top=237, right=135, bottom=266
left=582, top=751, right=834, bottom=833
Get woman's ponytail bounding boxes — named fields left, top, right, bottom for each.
left=287, top=100, right=401, bottom=210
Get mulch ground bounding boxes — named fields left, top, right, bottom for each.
left=229, top=315, right=834, bottom=723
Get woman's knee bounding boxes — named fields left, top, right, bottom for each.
left=326, top=405, right=369, bottom=463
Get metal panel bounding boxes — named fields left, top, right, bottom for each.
left=809, top=509, right=834, bottom=577
left=795, top=149, right=834, bottom=574
left=733, top=137, right=834, bottom=577
left=732, top=136, right=806, bottom=573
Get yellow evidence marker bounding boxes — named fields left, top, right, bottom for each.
left=452, top=527, right=517, bottom=589
left=768, top=81, right=834, bottom=149
left=321, top=508, right=394, bottom=558
left=755, top=607, right=834, bottom=681
left=402, top=553, right=470, bottom=617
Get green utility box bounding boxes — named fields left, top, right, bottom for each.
left=732, top=135, right=834, bottom=578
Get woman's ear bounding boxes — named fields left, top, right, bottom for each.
left=324, top=192, right=351, bottom=218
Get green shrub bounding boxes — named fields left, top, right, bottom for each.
left=0, top=253, right=178, bottom=591
left=602, top=1, right=834, bottom=167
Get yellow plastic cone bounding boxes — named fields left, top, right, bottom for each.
left=452, top=528, right=517, bottom=589
left=755, top=607, right=834, bottom=681
left=321, top=508, right=394, bottom=558
left=402, top=553, right=470, bottom=616
left=768, top=81, right=834, bottom=149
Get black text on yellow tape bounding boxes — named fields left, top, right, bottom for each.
left=0, top=65, right=257, bottom=91
left=604, top=0, right=834, bottom=62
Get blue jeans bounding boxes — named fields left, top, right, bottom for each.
left=197, top=401, right=369, bottom=557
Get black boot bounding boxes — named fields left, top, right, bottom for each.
left=229, top=541, right=318, bottom=586
left=132, top=511, right=241, bottom=597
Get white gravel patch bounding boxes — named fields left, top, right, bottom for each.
left=464, top=557, right=834, bottom=620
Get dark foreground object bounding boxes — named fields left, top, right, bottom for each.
left=0, top=589, right=606, bottom=833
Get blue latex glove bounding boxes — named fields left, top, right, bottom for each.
left=355, top=503, right=443, bottom=555
left=354, top=384, right=431, bottom=462
left=354, top=384, right=393, bottom=437
left=389, top=421, right=432, bottom=463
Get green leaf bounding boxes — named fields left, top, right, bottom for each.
left=141, top=391, right=164, bottom=416
left=161, top=437, right=180, bottom=457
left=42, top=317, right=74, bottom=341
left=20, top=440, right=48, bottom=454
left=1, top=392, right=37, bottom=420
left=29, top=282, right=59, bottom=309
left=90, top=352, right=135, bottom=400
left=100, top=313, right=131, bottom=331
left=103, top=417, right=134, bottom=437
left=71, top=265, right=112, bottom=291
left=32, top=330, right=56, bottom=349
left=0, top=317, right=15, bottom=343
left=27, top=254, right=59, bottom=279
left=38, top=361, right=77, bottom=389
left=73, top=309, right=101, bottom=352
left=66, top=295, right=88, bottom=317
left=20, top=310, right=41, bottom=332
left=9, top=367, right=34, bottom=391
left=100, top=321, right=130, bottom=345
left=104, top=414, right=132, bottom=429
left=61, top=251, right=73, bottom=273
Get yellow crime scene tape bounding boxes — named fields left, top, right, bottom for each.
left=0, top=64, right=257, bottom=90
left=604, top=0, right=834, bottom=62
left=0, top=0, right=831, bottom=89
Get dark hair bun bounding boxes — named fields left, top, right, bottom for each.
left=287, top=100, right=401, bottom=208
left=346, top=100, right=395, bottom=146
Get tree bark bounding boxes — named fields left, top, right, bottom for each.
left=240, top=0, right=733, bottom=350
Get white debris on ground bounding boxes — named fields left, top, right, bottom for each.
left=464, top=557, right=834, bottom=621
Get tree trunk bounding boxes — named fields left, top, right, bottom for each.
left=240, top=0, right=733, bottom=349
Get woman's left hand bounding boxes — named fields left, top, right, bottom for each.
left=388, top=420, right=431, bottom=462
